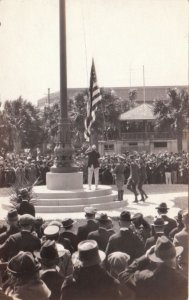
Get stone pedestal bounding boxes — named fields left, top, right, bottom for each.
left=46, top=172, right=83, bottom=190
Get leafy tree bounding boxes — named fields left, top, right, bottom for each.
left=1, top=97, right=44, bottom=153
left=153, top=88, right=189, bottom=152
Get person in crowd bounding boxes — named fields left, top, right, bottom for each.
left=88, top=213, right=115, bottom=251
left=126, top=155, right=139, bottom=203
left=38, top=160, right=50, bottom=185
left=0, top=214, right=41, bottom=261
left=0, top=210, right=20, bottom=245
left=164, top=160, right=172, bottom=184
left=137, top=157, right=148, bottom=201
left=77, top=207, right=98, bottom=242
left=15, top=162, right=26, bottom=188
left=0, top=165, right=5, bottom=188
left=59, top=218, right=78, bottom=252
left=4, top=163, right=16, bottom=187
left=101, top=164, right=113, bottom=185
left=113, top=156, right=125, bottom=201
left=43, top=224, right=74, bottom=254
left=34, top=216, right=44, bottom=239
left=62, top=240, right=121, bottom=300
left=169, top=210, right=184, bottom=240
left=106, top=210, right=145, bottom=261
left=25, top=160, right=38, bottom=185
left=4, top=251, right=51, bottom=300
left=173, top=211, right=188, bottom=279
left=15, top=188, right=35, bottom=217
left=145, top=216, right=167, bottom=250
left=107, top=251, right=130, bottom=280
left=85, top=144, right=100, bottom=190
left=132, top=213, right=151, bottom=243
left=155, top=202, right=177, bottom=236
left=34, top=240, right=73, bottom=300
left=118, top=236, right=187, bottom=300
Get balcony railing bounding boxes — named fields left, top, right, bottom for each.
left=121, top=131, right=176, bottom=140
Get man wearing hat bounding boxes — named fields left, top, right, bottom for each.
left=16, top=188, right=35, bottom=217
left=5, top=251, right=50, bottom=300
left=59, top=218, right=78, bottom=252
left=156, top=202, right=177, bottom=236
left=119, top=236, right=187, bottom=300
left=126, top=156, right=139, bottom=203
left=0, top=214, right=41, bottom=261
left=34, top=240, right=73, bottom=300
left=85, top=145, right=100, bottom=190
left=88, top=213, right=115, bottom=251
left=0, top=209, right=20, bottom=244
left=113, top=156, right=125, bottom=201
left=61, top=240, right=121, bottom=300
left=77, top=207, right=99, bottom=242
left=106, top=210, right=144, bottom=261
left=132, top=213, right=151, bottom=243
left=145, top=217, right=167, bottom=251
left=173, top=211, right=188, bottom=278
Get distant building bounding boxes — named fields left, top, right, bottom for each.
left=37, top=85, right=187, bottom=108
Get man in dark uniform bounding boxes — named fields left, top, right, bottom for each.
left=127, top=156, right=139, bottom=203
left=77, top=207, right=98, bottom=242
left=85, top=145, right=100, bottom=190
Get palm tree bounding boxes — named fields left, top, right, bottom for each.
left=153, top=88, right=189, bottom=152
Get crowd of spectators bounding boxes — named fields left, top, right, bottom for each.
left=0, top=194, right=188, bottom=300
left=0, top=151, right=188, bottom=189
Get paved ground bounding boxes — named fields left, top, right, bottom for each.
left=0, top=184, right=188, bottom=225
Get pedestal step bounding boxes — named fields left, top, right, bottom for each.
left=35, top=200, right=127, bottom=213
left=34, top=192, right=117, bottom=206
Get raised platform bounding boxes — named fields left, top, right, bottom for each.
left=32, top=185, right=127, bottom=213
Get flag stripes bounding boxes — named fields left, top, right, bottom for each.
left=84, top=60, right=102, bottom=141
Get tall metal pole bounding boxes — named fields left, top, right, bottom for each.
left=51, top=0, right=77, bottom=172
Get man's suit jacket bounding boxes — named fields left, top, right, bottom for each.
left=77, top=220, right=99, bottom=242
left=160, top=214, right=177, bottom=236
left=106, top=229, right=145, bottom=261
left=88, top=227, right=115, bottom=251
left=86, top=150, right=100, bottom=168
left=0, top=230, right=41, bottom=261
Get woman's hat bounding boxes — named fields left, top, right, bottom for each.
left=148, top=236, right=183, bottom=263
left=34, top=240, right=64, bottom=261
left=72, top=240, right=106, bottom=268
left=62, top=218, right=75, bottom=228
left=7, top=251, right=40, bottom=276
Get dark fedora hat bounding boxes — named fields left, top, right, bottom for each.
left=96, top=213, right=111, bottom=224
left=120, top=210, right=132, bottom=222
left=155, top=202, right=169, bottom=211
left=72, top=240, right=106, bottom=268
left=34, top=240, right=64, bottom=261
left=152, top=217, right=168, bottom=233
left=6, top=209, right=18, bottom=222
left=7, top=251, right=40, bottom=276
left=148, top=236, right=183, bottom=263
left=62, top=218, right=75, bottom=228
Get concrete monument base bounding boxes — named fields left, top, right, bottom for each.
left=32, top=184, right=127, bottom=213
left=46, top=172, right=83, bottom=190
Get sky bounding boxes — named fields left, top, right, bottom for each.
left=0, top=0, right=188, bottom=105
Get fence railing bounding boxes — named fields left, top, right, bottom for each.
left=121, top=131, right=176, bottom=140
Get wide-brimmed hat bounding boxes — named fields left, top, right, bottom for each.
left=120, top=210, right=132, bottom=222
left=96, top=213, right=111, bottom=224
left=19, top=214, right=35, bottom=227
left=72, top=240, right=106, bottom=268
left=34, top=240, right=64, bottom=261
left=152, top=217, right=168, bottom=233
left=148, top=236, right=183, bottom=263
left=155, top=202, right=169, bottom=211
left=84, top=206, right=97, bottom=216
left=7, top=251, right=40, bottom=276
left=62, top=218, right=75, bottom=228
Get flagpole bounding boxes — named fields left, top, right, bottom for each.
left=143, top=65, right=146, bottom=104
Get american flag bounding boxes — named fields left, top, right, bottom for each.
left=84, top=59, right=102, bottom=142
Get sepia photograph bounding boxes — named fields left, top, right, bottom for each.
left=0, top=0, right=188, bottom=299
